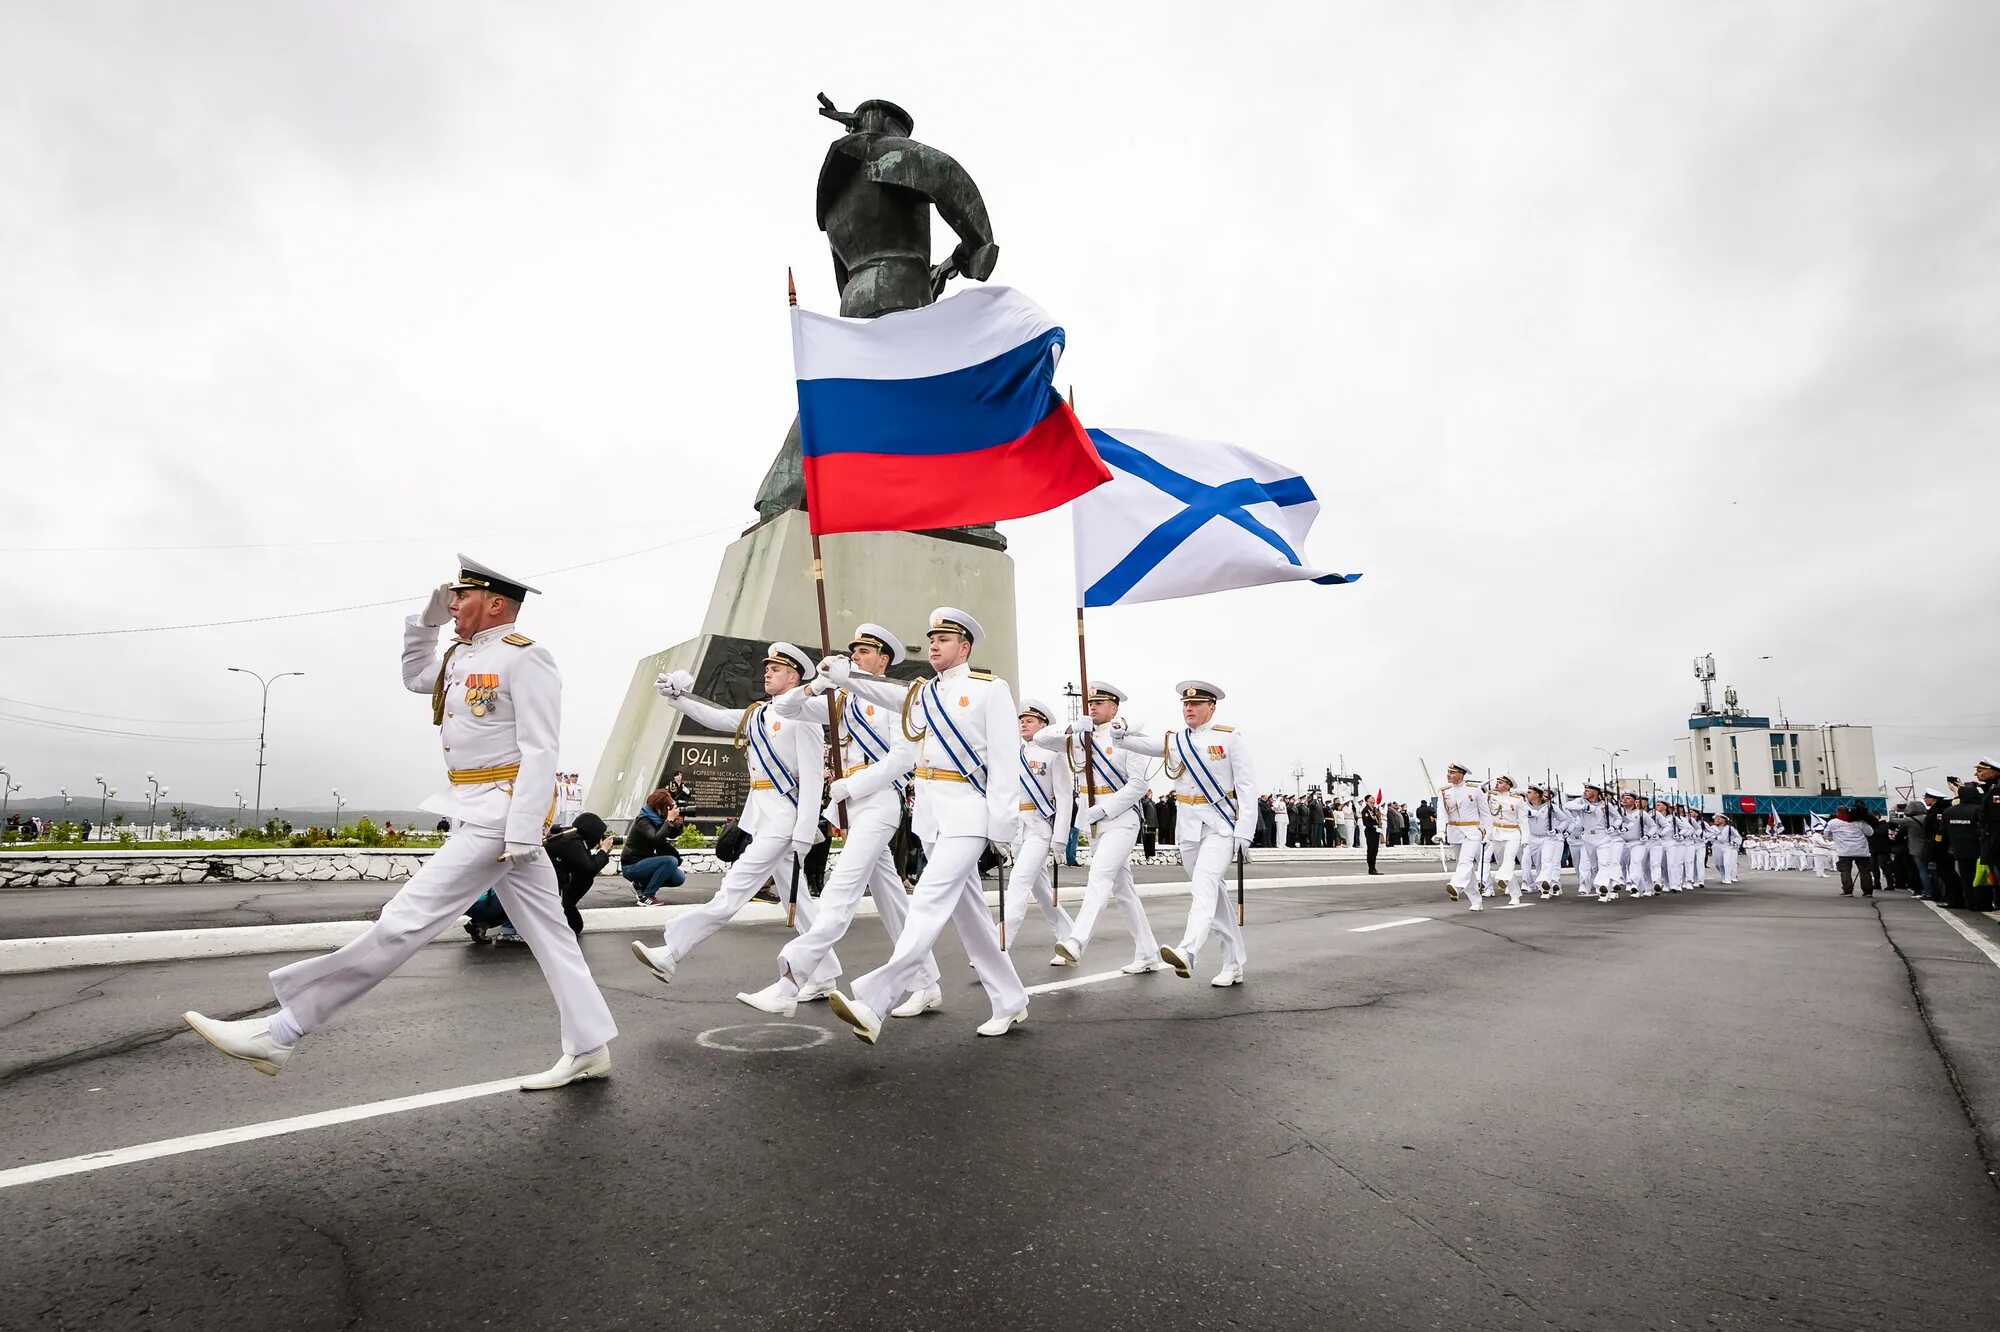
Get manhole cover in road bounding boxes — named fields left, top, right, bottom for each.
left=695, top=1023, right=833, bottom=1053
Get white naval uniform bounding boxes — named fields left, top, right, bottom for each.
left=1808, top=833, right=1834, bottom=875
left=1031, top=721, right=1162, bottom=964
left=1438, top=782, right=1490, bottom=909
left=656, top=692, right=839, bottom=981
left=840, top=663, right=1030, bottom=1022
left=1614, top=806, right=1648, bottom=892
left=1005, top=740, right=1081, bottom=955
left=766, top=684, right=939, bottom=994
left=1484, top=789, right=1526, bottom=901
left=1273, top=803, right=1290, bottom=849
left=1714, top=825, right=1741, bottom=882
left=1564, top=796, right=1616, bottom=895
left=556, top=776, right=585, bottom=827
left=1122, top=722, right=1255, bottom=969
left=1521, top=800, right=1565, bottom=895
left=267, top=617, right=617, bottom=1057
left=1638, top=811, right=1670, bottom=894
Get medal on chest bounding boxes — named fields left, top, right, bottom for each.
left=463, top=673, right=499, bottom=717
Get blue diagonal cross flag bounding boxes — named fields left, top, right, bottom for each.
left=1071, top=427, right=1360, bottom=608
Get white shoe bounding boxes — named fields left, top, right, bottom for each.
left=735, top=980, right=798, bottom=1018
left=976, top=1009, right=1027, bottom=1037
left=1122, top=958, right=1168, bottom=975
left=793, top=979, right=838, bottom=1004
left=182, top=1011, right=294, bottom=1077
left=1159, top=944, right=1193, bottom=977
left=1210, top=965, right=1244, bottom=987
left=1049, top=950, right=1076, bottom=968
left=630, top=940, right=676, bottom=983
left=827, top=992, right=883, bottom=1045
left=891, top=986, right=943, bottom=1018
left=1053, top=939, right=1081, bottom=964
left=518, top=1045, right=610, bottom=1091
left=1467, top=899, right=1483, bottom=911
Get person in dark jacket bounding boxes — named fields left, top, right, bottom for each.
left=621, top=788, right=687, bottom=905
left=1941, top=784, right=1987, bottom=912
left=1157, top=790, right=1178, bottom=845
left=1138, top=789, right=1158, bottom=859
left=546, top=813, right=613, bottom=935
left=1362, top=797, right=1383, bottom=874
left=1416, top=800, right=1437, bottom=845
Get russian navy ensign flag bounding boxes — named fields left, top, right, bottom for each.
left=1073, top=428, right=1360, bottom=608
left=791, top=286, right=1111, bottom=535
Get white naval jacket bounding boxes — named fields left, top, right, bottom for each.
left=665, top=692, right=825, bottom=845
left=1436, top=782, right=1490, bottom=844
left=402, top=615, right=561, bottom=844
left=1521, top=800, right=1566, bottom=840
left=1017, top=741, right=1074, bottom=850
left=1564, top=796, right=1613, bottom=838
left=768, top=682, right=915, bottom=831
left=1030, top=719, right=1150, bottom=835
left=1486, top=790, right=1526, bottom=840
left=840, top=662, right=1021, bottom=845
left=1121, top=723, right=1258, bottom=844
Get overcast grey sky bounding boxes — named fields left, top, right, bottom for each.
left=3, top=1, right=1996, bottom=813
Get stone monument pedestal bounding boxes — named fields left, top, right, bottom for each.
left=588, top=510, right=1018, bottom=824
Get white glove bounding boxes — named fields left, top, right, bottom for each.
left=807, top=673, right=835, bottom=696
left=790, top=836, right=815, bottom=859
left=819, top=656, right=852, bottom=689
left=500, top=841, right=545, bottom=865
left=421, top=584, right=455, bottom=628
left=1233, top=836, right=1252, bottom=860
left=986, top=840, right=1014, bottom=869
left=1079, top=803, right=1106, bottom=827
left=1071, top=716, right=1096, bottom=736
left=654, top=669, right=694, bottom=699
left=826, top=778, right=854, bottom=805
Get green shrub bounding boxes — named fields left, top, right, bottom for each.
left=676, top=825, right=706, bottom=849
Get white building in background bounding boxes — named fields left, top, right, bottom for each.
left=1665, top=661, right=1882, bottom=821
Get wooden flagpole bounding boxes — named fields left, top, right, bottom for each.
left=790, top=267, right=847, bottom=929
left=1070, top=386, right=1102, bottom=885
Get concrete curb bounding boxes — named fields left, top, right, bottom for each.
left=0, top=871, right=1456, bottom=974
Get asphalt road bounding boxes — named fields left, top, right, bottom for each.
left=3, top=872, right=1998, bottom=1331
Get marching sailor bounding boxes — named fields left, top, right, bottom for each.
left=1564, top=783, right=1617, bottom=901
left=817, top=608, right=1032, bottom=1043
left=1484, top=775, right=1527, bottom=904
left=1710, top=814, right=1742, bottom=883
left=1520, top=784, right=1565, bottom=898
left=738, top=623, right=943, bottom=1019
left=182, top=557, right=618, bottom=1090
left=633, top=644, right=840, bottom=993
left=1614, top=792, right=1649, bottom=896
left=1030, top=682, right=1168, bottom=973
left=1438, top=764, right=1490, bottom=911
left=1121, top=680, right=1254, bottom=986
left=1004, top=698, right=1083, bottom=965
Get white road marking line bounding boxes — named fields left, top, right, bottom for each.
left=1349, top=917, right=1432, bottom=933
left=0, top=1076, right=524, bottom=1192
left=1025, top=968, right=1132, bottom=995
left=1921, top=900, right=2000, bottom=971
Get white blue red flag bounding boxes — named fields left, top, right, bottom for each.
left=791, top=286, right=1110, bottom=535
left=1070, top=427, right=1359, bottom=607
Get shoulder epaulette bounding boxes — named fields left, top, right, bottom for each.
left=1213, top=725, right=1234, bottom=732
left=968, top=669, right=995, bottom=681
left=502, top=633, right=534, bottom=647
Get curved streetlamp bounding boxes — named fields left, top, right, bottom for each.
left=228, top=668, right=305, bottom=827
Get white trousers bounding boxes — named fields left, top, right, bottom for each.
left=1176, top=831, right=1247, bottom=967
left=269, top=821, right=617, bottom=1056
left=1071, top=821, right=1159, bottom=962
left=778, top=813, right=937, bottom=992
left=1716, top=844, right=1738, bottom=882
left=1002, top=826, right=1079, bottom=954
left=1529, top=836, right=1564, bottom=888
left=1449, top=832, right=1486, bottom=908
left=1618, top=842, right=1647, bottom=888
left=1486, top=833, right=1522, bottom=888
left=853, top=835, right=1027, bottom=1021
left=1664, top=843, right=1687, bottom=889
left=1590, top=835, right=1623, bottom=891
left=661, top=829, right=840, bottom=984
left=1571, top=836, right=1597, bottom=891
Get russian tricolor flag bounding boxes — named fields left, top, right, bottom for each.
left=791, top=285, right=1112, bottom=536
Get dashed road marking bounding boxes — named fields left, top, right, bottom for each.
left=1350, top=917, right=1432, bottom=933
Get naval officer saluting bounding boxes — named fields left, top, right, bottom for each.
left=1120, top=680, right=1253, bottom=986
left=182, top=557, right=618, bottom=1090
left=815, top=608, right=1031, bottom=1043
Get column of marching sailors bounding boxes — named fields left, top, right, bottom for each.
left=1436, top=764, right=1748, bottom=911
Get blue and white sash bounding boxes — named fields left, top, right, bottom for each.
left=1018, top=753, right=1056, bottom=822
left=843, top=694, right=905, bottom=795
left=1087, top=735, right=1128, bottom=789
left=921, top=679, right=987, bottom=796
left=1178, top=729, right=1238, bottom=824
left=745, top=707, right=799, bottom=807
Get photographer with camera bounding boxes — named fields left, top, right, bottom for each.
left=621, top=788, right=688, bottom=905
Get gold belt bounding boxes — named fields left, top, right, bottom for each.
left=913, top=767, right=970, bottom=784
left=1019, top=801, right=1040, bottom=811
left=1448, top=820, right=1478, bottom=827
left=448, top=764, right=520, bottom=785
left=1086, top=784, right=1117, bottom=796
left=1495, top=823, right=1519, bottom=830
left=750, top=779, right=776, bottom=791
left=1177, top=790, right=1237, bottom=805
left=843, top=760, right=877, bottom=777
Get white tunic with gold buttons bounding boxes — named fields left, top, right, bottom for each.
left=401, top=615, right=561, bottom=842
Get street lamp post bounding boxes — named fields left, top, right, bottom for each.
left=1594, top=747, right=1627, bottom=791
left=228, top=667, right=305, bottom=828
left=1892, top=766, right=1936, bottom=801
left=332, top=788, right=347, bottom=831
left=0, top=765, right=13, bottom=825
left=94, top=774, right=116, bottom=841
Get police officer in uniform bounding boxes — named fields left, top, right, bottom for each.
left=1122, top=681, right=1254, bottom=986
left=816, top=608, right=1032, bottom=1043
left=182, top=558, right=618, bottom=1090
left=634, top=643, right=841, bottom=994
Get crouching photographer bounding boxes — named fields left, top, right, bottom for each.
left=622, top=788, right=688, bottom=905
